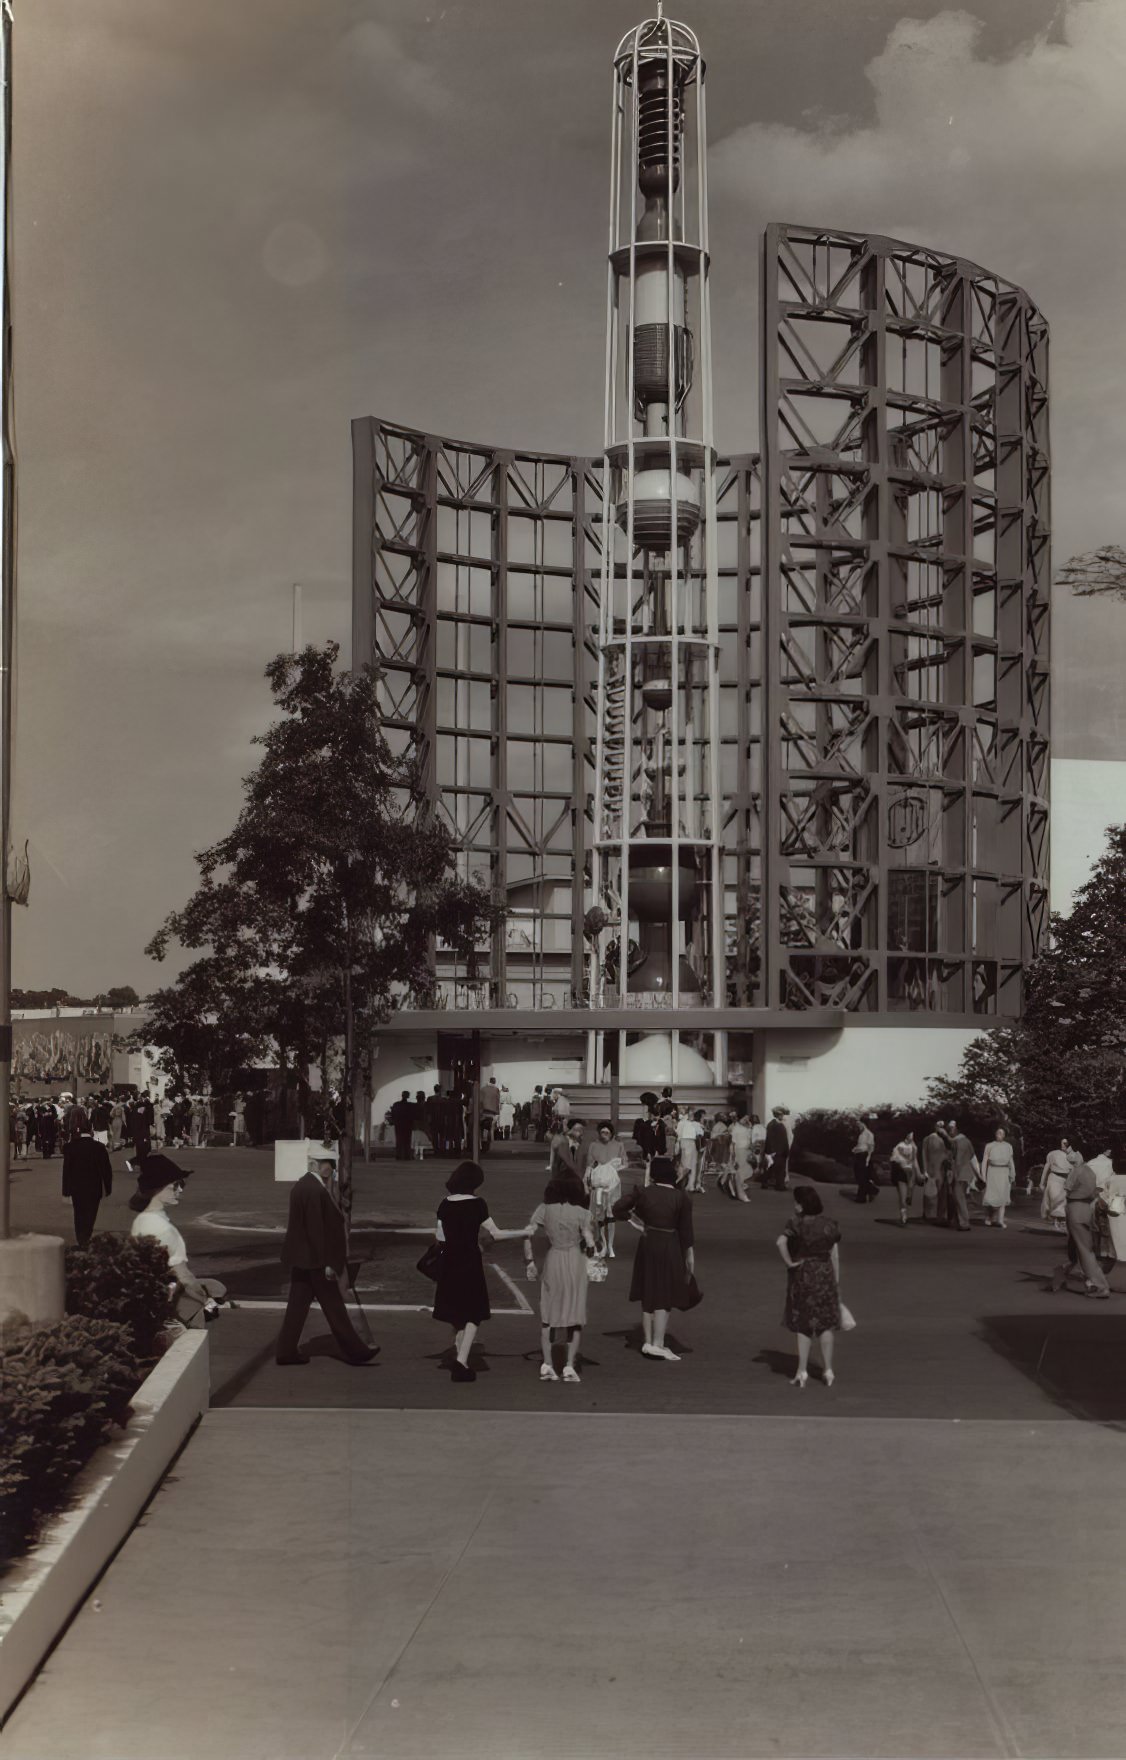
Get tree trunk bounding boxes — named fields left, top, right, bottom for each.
left=340, top=957, right=354, bottom=1241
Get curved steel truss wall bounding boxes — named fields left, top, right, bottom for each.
left=351, top=227, right=1050, bottom=1028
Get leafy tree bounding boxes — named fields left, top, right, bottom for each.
left=94, top=986, right=142, bottom=1010
left=921, top=825, right=1126, bottom=1163
left=1057, top=545, right=1126, bottom=602
left=146, top=644, right=499, bottom=1224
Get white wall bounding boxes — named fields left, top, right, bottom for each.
left=1050, top=757, right=1126, bottom=914
left=757, top=1025, right=983, bottom=1116
left=370, top=1033, right=438, bottom=1126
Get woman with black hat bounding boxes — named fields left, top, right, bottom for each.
left=432, top=1160, right=531, bottom=1382
left=129, top=1155, right=226, bottom=1327
left=611, top=1155, right=698, bottom=1362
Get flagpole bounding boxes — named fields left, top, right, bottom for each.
left=0, top=0, right=15, bottom=1240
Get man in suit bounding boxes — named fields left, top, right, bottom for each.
left=61, top=1106, right=113, bottom=1246
left=921, top=1121, right=952, bottom=1225
left=947, top=1123, right=980, bottom=1232
left=389, top=1090, right=414, bottom=1161
left=763, top=1106, right=792, bottom=1191
left=275, top=1149, right=379, bottom=1366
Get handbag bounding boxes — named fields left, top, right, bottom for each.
left=683, top=1273, right=703, bottom=1310
left=586, top=1253, right=608, bottom=1283
left=839, top=1302, right=857, bottom=1331
left=416, top=1240, right=445, bottom=1282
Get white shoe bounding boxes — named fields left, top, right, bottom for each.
left=539, top=1363, right=559, bottom=1381
left=655, top=1345, right=681, bottom=1361
left=562, top=1365, right=581, bottom=1383
left=641, top=1343, right=661, bottom=1358
left=608, top=1247, right=615, bottom=1258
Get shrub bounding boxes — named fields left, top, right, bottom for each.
left=0, top=1317, right=143, bottom=1570
left=65, top=1234, right=178, bottom=1360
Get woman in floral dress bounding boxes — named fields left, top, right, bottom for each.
left=777, top=1185, right=842, bottom=1389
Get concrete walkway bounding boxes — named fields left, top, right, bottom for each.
left=4, top=1408, right=1125, bottom=1760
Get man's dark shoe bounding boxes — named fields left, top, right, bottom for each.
left=451, top=1361, right=476, bottom=1382
left=275, top=1354, right=310, bottom=1366
left=347, top=1345, right=381, bottom=1365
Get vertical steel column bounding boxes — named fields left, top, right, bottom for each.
left=491, top=453, right=509, bottom=1006
left=350, top=418, right=376, bottom=673
left=861, top=249, right=889, bottom=1013
left=760, top=225, right=784, bottom=1007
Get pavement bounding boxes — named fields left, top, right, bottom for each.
left=3, top=1142, right=1125, bottom=1758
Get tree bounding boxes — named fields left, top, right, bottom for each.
left=95, top=986, right=141, bottom=1010
left=146, top=643, right=499, bottom=1225
left=920, top=825, right=1126, bottom=1163
left=1056, top=546, right=1126, bottom=602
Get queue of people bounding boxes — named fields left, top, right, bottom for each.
left=10, top=1088, right=216, bottom=1164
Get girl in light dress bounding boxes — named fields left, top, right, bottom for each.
left=524, top=1174, right=597, bottom=1383
left=889, top=1131, right=922, bottom=1227
left=584, top=1122, right=625, bottom=1259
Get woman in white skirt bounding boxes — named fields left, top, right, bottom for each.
left=524, top=1173, right=596, bottom=1383
left=585, top=1122, right=625, bottom=1258
left=1040, top=1139, right=1076, bottom=1232
left=981, top=1127, right=1017, bottom=1228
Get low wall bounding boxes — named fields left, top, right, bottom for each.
left=0, top=1329, right=210, bottom=1726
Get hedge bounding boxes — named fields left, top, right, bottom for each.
left=65, top=1233, right=179, bottom=1360
left=0, top=1317, right=143, bottom=1570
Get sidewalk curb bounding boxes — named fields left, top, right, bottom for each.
left=0, top=1330, right=210, bottom=1726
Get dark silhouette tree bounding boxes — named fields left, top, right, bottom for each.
left=146, top=644, right=499, bottom=1224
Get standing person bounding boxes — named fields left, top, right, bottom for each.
left=611, top=1155, right=697, bottom=1362
left=108, top=1096, right=126, bottom=1153
left=425, top=1085, right=445, bottom=1155
left=749, top=1113, right=767, bottom=1181
left=524, top=1173, right=597, bottom=1382
left=275, top=1148, right=379, bottom=1366
left=889, top=1130, right=921, bottom=1227
left=1040, top=1138, right=1074, bottom=1233
left=90, top=1092, right=112, bottom=1148
left=777, top=1185, right=843, bottom=1388
left=389, top=1090, right=414, bottom=1161
left=189, top=1096, right=206, bottom=1149
left=13, top=1104, right=28, bottom=1163
left=61, top=1108, right=114, bottom=1247
left=728, top=1114, right=753, bottom=1202
left=230, top=1091, right=246, bottom=1147
left=921, top=1121, right=952, bottom=1225
left=709, top=1114, right=734, bottom=1197
left=763, top=1107, right=791, bottom=1191
left=39, top=1102, right=59, bottom=1160
left=675, top=1109, right=706, bottom=1193
left=131, top=1092, right=154, bottom=1165
left=981, top=1128, right=1017, bottom=1229
left=432, top=1160, right=531, bottom=1382
left=551, top=1120, right=587, bottom=1181
left=656, top=1088, right=675, bottom=1120
left=479, top=1074, right=502, bottom=1151
left=442, top=1088, right=464, bottom=1157
left=584, top=1122, right=625, bottom=1258
left=947, top=1124, right=979, bottom=1232
left=410, top=1090, right=430, bottom=1161
left=1049, top=1155, right=1111, bottom=1300
left=129, top=1156, right=227, bottom=1327
left=632, top=1097, right=665, bottom=1175
left=530, top=1085, right=546, bottom=1143
left=497, top=1087, right=516, bottom=1141
left=852, top=1116, right=877, bottom=1204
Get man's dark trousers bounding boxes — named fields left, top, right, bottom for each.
left=277, top=1270, right=369, bottom=1361
left=71, top=1192, right=101, bottom=1248
left=393, top=1122, right=411, bottom=1160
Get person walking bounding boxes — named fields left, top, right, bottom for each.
left=981, top=1128, right=1017, bottom=1228
left=728, top=1114, right=753, bottom=1202
left=762, top=1107, right=791, bottom=1191
left=90, top=1093, right=112, bottom=1148
left=479, top=1074, right=502, bottom=1151
left=889, top=1130, right=921, bottom=1226
left=611, top=1155, right=697, bottom=1362
left=777, top=1184, right=843, bottom=1388
left=432, top=1160, right=531, bottom=1381
left=524, top=1173, right=597, bottom=1382
left=584, top=1122, right=625, bottom=1258
left=710, top=1114, right=734, bottom=1197
left=275, top=1147, right=378, bottom=1366
left=411, top=1090, right=430, bottom=1161
left=550, top=1119, right=586, bottom=1181
left=852, top=1116, right=878, bottom=1204
left=61, top=1107, right=114, bottom=1247
left=947, top=1124, right=979, bottom=1232
left=921, top=1121, right=952, bottom=1225
left=676, top=1109, right=706, bottom=1192
left=1040, top=1138, right=1074, bottom=1232
left=530, top=1085, right=546, bottom=1143
left=13, top=1105, right=28, bottom=1162
left=749, top=1114, right=767, bottom=1182
left=497, top=1088, right=516, bottom=1141
left=425, top=1085, right=445, bottom=1155
left=108, top=1097, right=126, bottom=1153
left=632, top=1097, right=665, bottom=1177
left=38, top=1102, right=59, bottom=1160
left=1048, top=1155, right=1111, bottom=1300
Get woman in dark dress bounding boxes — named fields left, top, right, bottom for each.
left=433, top=1160, right=531, bottom=1383
left=611, top=1155, right=695, bottom=1362
left=777, top=1184, right=842, bottom=1389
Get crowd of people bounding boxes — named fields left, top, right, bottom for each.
left=10, top=1089, right=217, bottom=1164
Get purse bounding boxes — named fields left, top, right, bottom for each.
left=683, top=1273, right=703, bottom=1310
left=416, top=1241, right=445, bottom=1282
left=586, top=1254, right=608, bottom=1283
left=839, top=1303, right=857, bottom=1331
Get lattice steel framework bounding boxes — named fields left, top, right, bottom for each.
left=351, top=419, right=763, bottom=1018
left=761, top=225, right=1050, bottom=1018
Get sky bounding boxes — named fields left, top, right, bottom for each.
left=12, top=0, right=1126, bottom=994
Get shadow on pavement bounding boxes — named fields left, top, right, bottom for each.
left=978, top=1311, right=1126, bottom=1427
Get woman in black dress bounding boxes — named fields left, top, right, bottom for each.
left=611, top=1155, right=696, bottom=1362
left=433, top=1160, right=531, bottom=1382
left=777, top=1184, right=842, bottom=1389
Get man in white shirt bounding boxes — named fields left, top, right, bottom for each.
left=675, top=1109, right=706, bottom=1192
left=852, top=1117, right=877, bottom=1204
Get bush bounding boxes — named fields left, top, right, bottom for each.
left=65, top=1234, right=178, bottom=1361
left=0, top=1317, right=143, bottom=1570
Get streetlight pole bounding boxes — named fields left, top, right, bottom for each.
left=0, top=0, right=15, bottom=1241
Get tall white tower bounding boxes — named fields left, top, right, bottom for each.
left=587, top=13, right=724, bottom=1092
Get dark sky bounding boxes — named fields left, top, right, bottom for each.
left=12, top=0, right=1126, bottom=992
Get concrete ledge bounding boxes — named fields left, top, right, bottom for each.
left=0, top=1329, right=210, bottom=1726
